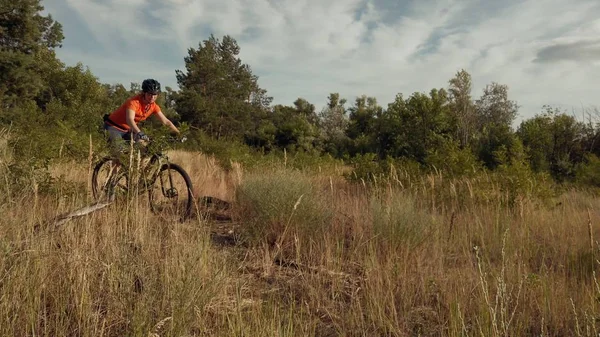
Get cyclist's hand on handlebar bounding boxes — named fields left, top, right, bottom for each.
left=134, top=131, right=150, bottom=142
left=170, top=132, right=187, bottom=143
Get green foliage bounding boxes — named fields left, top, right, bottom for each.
left=318, top=93, right=350, bottom=157
left=377, top=89, right=453, bottom=163
left=293, top=97, right=319, bottom=125
left=258, top=102, right=320, bottom=152
left=0, top=0, right=63, bottom=108
left=1, top=61, right=110, bottom=202
left=0, top=0, right=63, bottom=52
left=175, top=34, right=272, bottom=140
left=181, top=129, right=270, bottom=170
left=6, top=101, right=58, bottom=160
left=345, top=153, right=384, bottom=182
left=235, top=170, right=333, bottom=248
left=575, top=154, right=600, bottom=188
left=472, top=82, right=519, bottom=168
left=0, top=1, right=108, bottom=168
left=474, top=82, right=518, bottom=129
left=0, top=1, right=596, bottom=195
left=345, top=154, right=425, bottom=185
left=0, top=125, right=56, bottom=203
left=517, top=106, right=585, bottom=182
left=492, top=138, right=556, bottom=205
left=516, top=113, right=553, bottom=172
left=476, top=123, right=515, bottom=169
left=182, top=127, right=341, bottom=175
left=448, top=69, right=476, bottom=147
left=343, top=142, right=557, bottom=211
left=346, top=95, right=381, bottom=155
left=426, top=138, right=482, bottom=176
left=4, top=156, right=54, bottom=196
left=0, top=50, right=43, bottom=108
left=9, top=63, right=110, bottom=162
left=104, top=83, right=131, bottom=108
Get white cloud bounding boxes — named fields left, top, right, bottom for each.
left=44, top=0, right=600, bottom=121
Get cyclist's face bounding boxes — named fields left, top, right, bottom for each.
left=143, top=92, right=158, bottom=104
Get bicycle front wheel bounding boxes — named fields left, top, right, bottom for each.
left=91, top=157, right=128, bottom=201
left=148, top=163, right=194, bottom=221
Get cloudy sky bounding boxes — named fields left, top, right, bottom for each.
left=43, top=0, right=600, bottom=121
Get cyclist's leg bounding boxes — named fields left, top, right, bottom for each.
left=104, top=124, right=132, bottom=164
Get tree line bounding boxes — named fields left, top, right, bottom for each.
left=2, top=0, right=600, bottom=186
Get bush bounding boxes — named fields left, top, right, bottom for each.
left=490, top=141, right=556, bottom=206
left=344, top=153, right=384, bottom=182
left=182, top=129, right=268, bottom=170
left=425, top=139, right=482, bottom=177
left=575, top=154, right=600, bottom=188
left=0, top=127, right=55, bottom=203
left=235, top=170, right=333, bottom=251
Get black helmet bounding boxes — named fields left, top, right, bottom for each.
left=142, top=79, right=161, bottom=94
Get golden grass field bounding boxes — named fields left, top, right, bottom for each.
left=2, top=147, right=600, bottom=336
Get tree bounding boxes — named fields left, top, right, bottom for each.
left=346, top=95, right=381, bottom=155
left=475, top=82, right=518, bottom=130
left=0, top=0, right=63, bottom=109
left=379, top=89, right=452, bottom=164
left=376, top=93, right=405, bottom=158
left=105, top=84, right=130, bottom=109
left=516, top=113, right=552, bottom=172
left=318, top=93, right=350, bottom=157
left=293, top=98, right=318, bottom=125
left=517, top=106, right=585, bottom=181
left=268, top=102, right=319, bottom=152
left=174, top=34, right=271, bottom=139
left=9, top=62, right=112, bottom=161
left=448, top=69, right=476, bottom=148
left=474, top=82, right=519, bottom=168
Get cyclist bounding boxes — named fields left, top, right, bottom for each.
left=103, top=78, right=180, bottom=151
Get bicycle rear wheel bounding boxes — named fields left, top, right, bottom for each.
left=91, top=157, right=128, bottom=201
left=148, top=163, right=194, bottom=221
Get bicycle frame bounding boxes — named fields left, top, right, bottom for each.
left=96, top=144, right=170, bottom=197
left=93, top=136, right=194, bottom=220
left=138, top=151, right=172, bottom=192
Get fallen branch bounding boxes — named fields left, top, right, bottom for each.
left=52, top=201, right=113, bottom=227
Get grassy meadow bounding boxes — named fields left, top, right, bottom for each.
left=2, top=140, right=600, bottom=336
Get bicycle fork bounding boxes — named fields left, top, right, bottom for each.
left=160, top=164, right=179, bottom=199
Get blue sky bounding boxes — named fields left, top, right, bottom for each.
left=43, top=0, right=600, bottom=121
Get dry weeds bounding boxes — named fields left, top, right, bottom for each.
left=1, top=148, right=600, bottom=336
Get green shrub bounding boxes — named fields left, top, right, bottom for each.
left=492, top=141, right=557, bottom=206
left=182, top=129, right=268, bottom=170
left=425, top=139, right=482, bottom=177
left=575, top=154, right=600, bottom=188
left=344, top=153, right=384, bottom=182
left=235, top=170, right=333, bottom=250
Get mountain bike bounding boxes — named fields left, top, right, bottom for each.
left=91, top=136, right=194, bottom=221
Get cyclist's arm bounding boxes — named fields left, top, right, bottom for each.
left=126, top=108, right=142, bottom=134
left=155, top=110, right=180, bottom=134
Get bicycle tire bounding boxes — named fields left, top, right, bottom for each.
left=91, top=157, right=128, bottom=201
left=148, top=163, right=194, bottom=221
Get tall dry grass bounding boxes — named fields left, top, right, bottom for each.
left=234, top=166, right=600, bottom=336
left=2, top=141, right=600, bottom=336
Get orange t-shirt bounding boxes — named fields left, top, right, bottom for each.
left=107, top=94, right=161, bottom=131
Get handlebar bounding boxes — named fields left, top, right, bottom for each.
left=138, top=134, right=187, bottom=144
